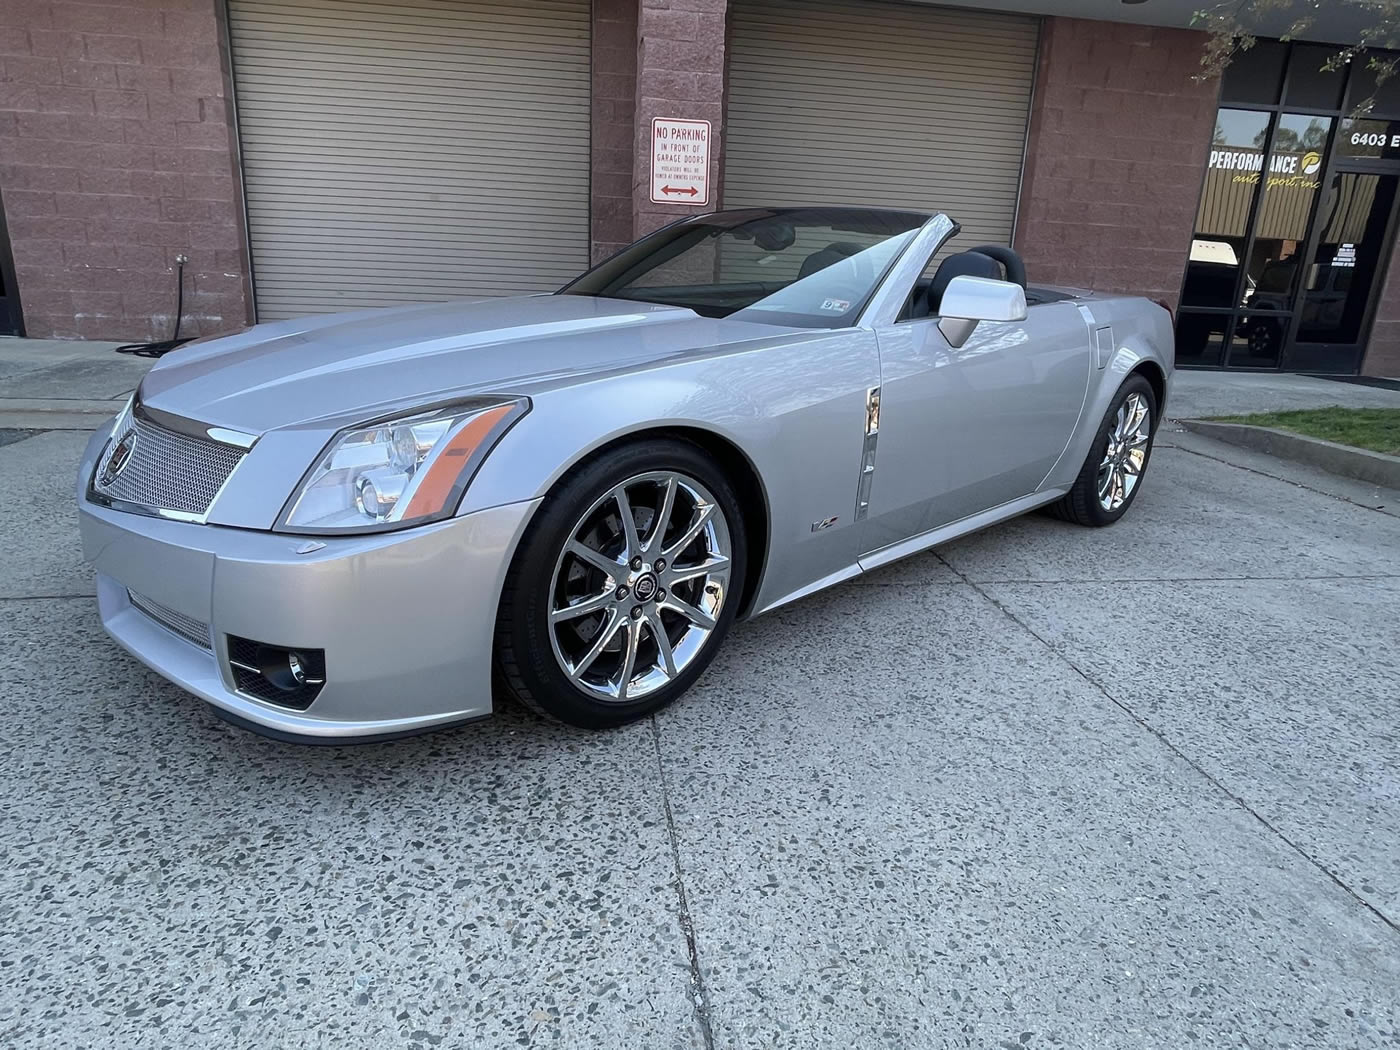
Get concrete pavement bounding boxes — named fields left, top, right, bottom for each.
left=0, top=337, right=142, bottom=430
left=1, top=406, right=1398, bottom=1046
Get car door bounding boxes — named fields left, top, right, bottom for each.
left=860, top=298, right=1092, bottom=554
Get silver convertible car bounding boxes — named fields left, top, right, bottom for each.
left=78, top=207, right=1172, bottom=741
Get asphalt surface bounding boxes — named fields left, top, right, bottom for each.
left=2, top=416, right=1399, bottom=1047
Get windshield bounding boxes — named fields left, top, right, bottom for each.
left=560, top=207, right=930, bottom=328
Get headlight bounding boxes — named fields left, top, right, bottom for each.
left=277, top=397, right=528, bottom=534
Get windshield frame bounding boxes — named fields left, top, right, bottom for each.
left=856, top=212, right=960, bottom=328
left=558, top=206, right=939, bottom=329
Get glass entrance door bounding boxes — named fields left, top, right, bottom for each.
left=1219, top=111, right=1333, bottom=369
left=0, top=200, right=24, bottom=337
left=1283, top=171, right=1400, bottom=373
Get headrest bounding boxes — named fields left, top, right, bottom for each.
left=927, top=251, right=1003, bottom=314
left=798, top=241, right=865, bottom=280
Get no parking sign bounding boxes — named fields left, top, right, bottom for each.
left=650, top=117, right=711, bottom=206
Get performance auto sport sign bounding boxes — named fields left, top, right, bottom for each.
left=650, top=117, right=711, bottom=205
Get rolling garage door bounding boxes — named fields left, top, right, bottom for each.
left=227, top=0, right=590, bottom=320
left=724, top=0, right=1038, bottom=249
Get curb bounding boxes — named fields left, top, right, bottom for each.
left=1179, top=419, right=1400, bottom=490
left=0, top=413, right=108, bottom=431
left=0, top=398, right=119, bottom=432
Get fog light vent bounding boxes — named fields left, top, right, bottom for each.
left=227, top=636, right=325, bottom=710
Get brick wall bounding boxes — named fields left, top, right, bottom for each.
left=0, top=0, right=250, bottom=341
left=591, top=0, right=638, bottom=263
left=631, top=0, right=727, bottom=238
left=1364, top=239, right=1400, bottom=377
left=1016, top=17, right=1217, bottom=309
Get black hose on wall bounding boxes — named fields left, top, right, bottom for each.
left=114, top=254, right=196, bottom=358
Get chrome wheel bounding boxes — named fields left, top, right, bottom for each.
left=1097, top=392, right=1151, bottom=512
left=547, top=471, right=732, bottom=704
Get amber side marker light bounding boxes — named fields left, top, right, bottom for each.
left=401, top=403, right=516, bottom=520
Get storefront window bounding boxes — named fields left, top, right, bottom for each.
left=1176, top=41, right=1400, bottom=374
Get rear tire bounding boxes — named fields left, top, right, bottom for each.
left=1048, top=374, right=1157, bottom=527
left=495, top=439, right=745, bottom=729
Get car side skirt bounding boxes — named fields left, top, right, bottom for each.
left=752, top=488, right=1066, bottom=616
left=857, top=489, right=1066, bottom=573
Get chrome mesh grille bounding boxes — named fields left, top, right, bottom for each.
left=128, top=590, right=213, bottom=651
left=94, top=413, right=246, bottom=517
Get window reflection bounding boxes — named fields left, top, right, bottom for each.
left=1182, top=109, right=1271, bottom=307
left=1175, top=313, right=1229, bottom=367
left=1225, top=313, right=1286, bottom=368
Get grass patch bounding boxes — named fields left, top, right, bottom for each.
left=1207, top=407, right=1400, bottom=456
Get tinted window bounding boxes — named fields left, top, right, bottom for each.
left=1346, top=59, right=1400, bottom=118
left=1221, top=40, right=1287, bottom=105
left=1284, top=44, right=1346, bottom=110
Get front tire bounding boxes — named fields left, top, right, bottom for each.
left=1049, top=374, right=1157, bottom=527
left=495, top=439, right=745, bottom=729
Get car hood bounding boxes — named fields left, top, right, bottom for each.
left=138, top=295, right=797, bottom=434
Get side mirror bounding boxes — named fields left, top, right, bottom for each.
left=937, top=275, right=1028, bottom=348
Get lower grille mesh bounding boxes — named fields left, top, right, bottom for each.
left=127, top=590, right=212, bottom=651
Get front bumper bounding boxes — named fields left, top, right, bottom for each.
left=77, top=433, right=540, bottom=741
